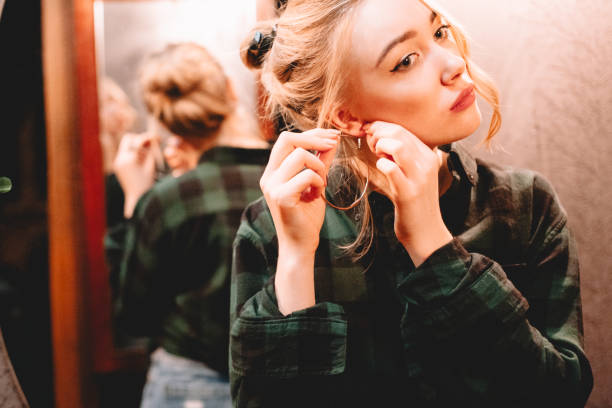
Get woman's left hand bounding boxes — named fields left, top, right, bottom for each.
left=365, top=121, right=453, bottom=267
left=113, top=132, right=159, bottom=218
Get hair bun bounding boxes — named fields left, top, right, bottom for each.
left=140, top=43, right=234, bottom=137
left=245, top=27, right=276, bottom=69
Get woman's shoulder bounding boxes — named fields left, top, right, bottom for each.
left=143, top=170, right=200, bottom=206
left=474, top=157, right=568, bottom=231
left=236, top=197, right=275, bottom=244
left=449, top=144, right=564, bottom=217
left=134, top=164, right=232, bottom=222
left=476, top=158, right=561, bottom=202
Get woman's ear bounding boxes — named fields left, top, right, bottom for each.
left=330, top=106, right=366, bottom=137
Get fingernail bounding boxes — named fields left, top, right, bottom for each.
left=323, top=129, right=341, bottom=138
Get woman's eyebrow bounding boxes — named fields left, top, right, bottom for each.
left=375, top=11, right=438, bottom=68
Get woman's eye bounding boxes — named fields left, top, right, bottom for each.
left=434, top=25, right=450, bottom=40
left=391, top=53, right=417, bottom=72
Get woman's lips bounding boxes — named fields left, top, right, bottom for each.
left=450, top=85, right=476, bottom=112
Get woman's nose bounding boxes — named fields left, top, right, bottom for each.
left=440, top=49, right=466, bottom=86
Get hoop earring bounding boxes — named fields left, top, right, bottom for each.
left=321, top=135, right=369, bottom=211
left=321, top=167, right=369, bottom=210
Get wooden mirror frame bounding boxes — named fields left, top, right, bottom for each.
left=43, top=1, right=273, bottom=406
left=43, top=0, right=147, bottom=406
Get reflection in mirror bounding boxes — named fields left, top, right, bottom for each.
left=91, top=0, right=259, bottom=396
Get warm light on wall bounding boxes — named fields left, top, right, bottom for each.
left=94, top=0, right=257, bottom=131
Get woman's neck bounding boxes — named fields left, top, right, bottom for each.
left=436, top=149, right=453, bottom=197
left=214, top=106, right=269, bottom=149
left=186, top=106, right=269, bottom=157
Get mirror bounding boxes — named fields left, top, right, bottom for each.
left=94, top=0, right=259, bottom=175
left=91, top=0, right=259, bottom=375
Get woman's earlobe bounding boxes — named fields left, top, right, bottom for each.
left=330, top=109, right=366, bottom=137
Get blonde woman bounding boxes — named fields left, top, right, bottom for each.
left=106, top=43, right=269, bottom=408
left=229, top=0, right=593, bottom=406
left=99, top=76, right=138, bottom=174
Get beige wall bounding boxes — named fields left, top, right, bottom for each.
left=436, top=1, right=612, bottom=406
left=97, top=1, right=257, bottom=132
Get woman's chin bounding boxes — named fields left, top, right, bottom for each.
left=449, top=103, right=482, bottom=143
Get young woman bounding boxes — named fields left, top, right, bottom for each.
left=105, top=42, right=270, bottom=408
left=229, top=0, right=593, bottom=407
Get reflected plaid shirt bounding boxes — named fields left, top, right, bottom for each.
left=229, top=143, right=593, bottom=407
left=105, top=146, right=270, bottom=375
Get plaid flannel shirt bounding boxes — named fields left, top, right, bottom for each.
left=229, top=143, right=593, bottom=407
left=105, top=146, right=270, bottom=376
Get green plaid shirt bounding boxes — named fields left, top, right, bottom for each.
left=229, top=143, right=593, bottom=407
left=105, top=146, right=270, bottom=375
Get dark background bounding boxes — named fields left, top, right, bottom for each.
left=0, top=0, right=53, bottom=407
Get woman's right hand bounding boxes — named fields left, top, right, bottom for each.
left=260, top=128, right=339, bottom=315
left=260, top=128, right=339, bottom=253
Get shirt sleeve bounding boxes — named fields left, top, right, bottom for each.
left=104, top=221, right=128, bottom=306
left=229, top=211, right=348, bottom=406
left=396, top=175, right=593, bottom=406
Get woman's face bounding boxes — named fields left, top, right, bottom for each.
left=162, top=135, right=200, bottom=177
left=153, top=121, right=201, bottom=178
left=344, top=0, right=481, bottom=148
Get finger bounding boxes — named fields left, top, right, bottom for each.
left=118, top=133, right=139, bottom=151
left=364, top=121, right=395, bottom=153
left=316, top=139, right=339, bottom=172
left=135, top=131, right=157, bottom=149
left=376, top=157, right=407, bottom=199
left=273, top=169, right=325, bottom=207
left=374, top=138, right=419, bottom=175
left=365, top=121, right=427, bottom=156
left=363, top=120, right=389, bottom=135
left=273, top=148, right=326, bottom=185
left=266, top=129, right=339, bottom=172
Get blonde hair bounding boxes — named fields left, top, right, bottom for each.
left=100, top=76, right=137, bottom=124
left=242, top=0, right=502, bottom=258
left=99, top=76, right=137, bottom=172
left=140, top=43, right=235, bottom=138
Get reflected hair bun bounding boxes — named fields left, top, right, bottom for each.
left=140, top=43, right=234, bottom=138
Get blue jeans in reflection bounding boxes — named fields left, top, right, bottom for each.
left=140, top=347, right=231, bottom=408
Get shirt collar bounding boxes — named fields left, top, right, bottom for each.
left=197, top=145, right=271, bottom=166
left=440, top=143, right=479, bottom=187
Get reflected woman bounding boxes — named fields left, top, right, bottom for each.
left=106, top=43, right=270, bottom=408
left=99, top=76, right=137, bottom=175
left=229, top=0, right=593, bottom=407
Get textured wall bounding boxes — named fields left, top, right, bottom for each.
left=98, top=0, right=257, bottom=131
left=436, top=1, right=612, bottom=406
